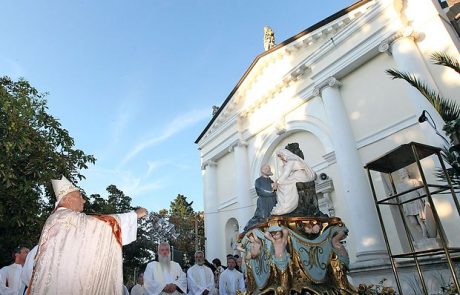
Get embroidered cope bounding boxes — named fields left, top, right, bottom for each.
left=28, top=208, right=138, bottom=295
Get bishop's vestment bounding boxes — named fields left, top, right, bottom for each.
left=28, top=208, right=138, bottom=295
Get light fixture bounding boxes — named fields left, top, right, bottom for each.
left=418, top=110, right=450, bottom=146
left=419, top=110, right=460, bottom=173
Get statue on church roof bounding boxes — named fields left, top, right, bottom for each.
left=263, top=26, right=276, bottom=51
left=212, top=105, right=220, bottom=116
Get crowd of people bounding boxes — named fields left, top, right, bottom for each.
left=0, top=241, right=247, bottom=295
left=142, top=242, right=246, bottom=295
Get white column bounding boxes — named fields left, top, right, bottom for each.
left=314, top=77, right=387, bottom=263
left=232, top=140, right=253, bottom=231
left=203, top=160, right=218, bottom=259
left=379, top=28, right=446, bottom=146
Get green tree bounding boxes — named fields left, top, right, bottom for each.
left=386, top=52, right=460, bottom=185
left=84, top=193, right=109, bottom=213
left=122, top=212, right=155, bottom=285
left=0, top=76, right=96, bottom=266
left=170, top=194, right=194, bottom=217
left=107, top=184, right=133, bottom=213
left=168, top=194, right=204, bottom=266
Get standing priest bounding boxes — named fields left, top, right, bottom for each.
left=28, top=176, right=148, bottom=295
left=187, top=251, right=214, bottom=295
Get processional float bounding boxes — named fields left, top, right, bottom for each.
left=237, top=143, right=357, bottom=295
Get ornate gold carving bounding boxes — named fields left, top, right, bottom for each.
left=240, top=216, right=357, bottom=295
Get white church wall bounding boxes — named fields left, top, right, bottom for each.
left=340, top=53, right=416, bottom=141
left=216, top=151, right=236, bottom=205
left=417, top=34, right=460, bottom=106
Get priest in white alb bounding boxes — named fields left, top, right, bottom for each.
left=18, top=244, right=38, bottom=295
left=187, top=251, right=215, bottom=295
left=144, top=242, right=187, bottom=295
left=28, top=176, right=148, bottom=295
left=0, top=246, right=30, bottom=294
left=218, top=257, right=245, bottom=295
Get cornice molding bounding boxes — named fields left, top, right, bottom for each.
left=323, top=151, right=337, bottom=164
left=198, top=113, right=238, bottom=147
left=201, top=134, right=239, bottom=164
left=356, top=115, right=417, bottom=149
left=201, top=160, right=217, bottom=170
left=200, top=1, right=376, bottom=140
left=239, top=65, right=311, bottom=118
left=217, top=196, right=238, bottom=211
left=228, top=140, right=249, bottom=152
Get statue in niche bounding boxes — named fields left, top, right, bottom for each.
left=263, top=26, right=275, bottom=51
left=243, top=164, right=278, bottom=232
left=270, top=148, right=317, bottom=215
left=395, top=168, right=438, bottom=242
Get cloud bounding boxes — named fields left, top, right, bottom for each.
left=146, top=160, right=166, bottom=177
left=128, top=179, right=165, bottom=195
left=79, top=166, right=166, bottom=198
left=121, top=108, right=209, bottom=165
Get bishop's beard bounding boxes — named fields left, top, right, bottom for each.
left=159, top=255, right=171, bottom=271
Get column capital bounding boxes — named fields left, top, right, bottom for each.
left=313, top=77, right=342, bottom=97
left=228, top=140, right=248, bottom=152
left=201, top=160, right=217, bottom=170
left=236, top=140, right=248, bottom=148
left=378, top=27, right=420, bottom=54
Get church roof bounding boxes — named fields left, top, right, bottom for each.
left=195, top=0, right=372, bottom=144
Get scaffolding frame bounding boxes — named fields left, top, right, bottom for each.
left=365, top=142, right=460, bottom=294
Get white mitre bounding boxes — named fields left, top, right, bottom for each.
left=51, top=176, right=80, bottom=208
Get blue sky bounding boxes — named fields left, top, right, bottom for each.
left=1, top=0, right=356, bottom=213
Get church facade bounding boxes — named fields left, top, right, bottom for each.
left=195, top=0, right=460, bottom=288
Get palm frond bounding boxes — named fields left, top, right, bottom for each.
left=435, top=146, right=460, bottom=188
left=386, top=69, right=460, bottom=122
left=431, top=52, right=460, bottom=74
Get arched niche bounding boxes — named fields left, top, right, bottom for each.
left=225, top=218, right=239, bottom=255
left=251, top=119, right=333, bottom=181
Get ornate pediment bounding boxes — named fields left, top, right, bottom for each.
left=197, top=2, right=374, bottom=145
